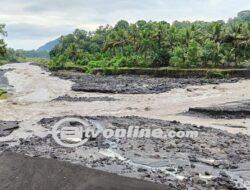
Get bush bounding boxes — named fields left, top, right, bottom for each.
left=0, top=89, right=7, bottom=99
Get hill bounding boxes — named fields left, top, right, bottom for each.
left=37, top=38, right=60, bottom=52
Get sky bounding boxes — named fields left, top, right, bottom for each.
left=0, top=0, right=249, bottom=50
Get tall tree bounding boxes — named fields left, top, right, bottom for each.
left=0, top=24, right=7, bottom=57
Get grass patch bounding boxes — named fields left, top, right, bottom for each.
left=0, top=60, right=9, bottom=66
left=48, top=61, right=87, bottom=72
left=0, top=89, right=7, bottom=99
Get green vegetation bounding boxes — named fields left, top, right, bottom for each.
left=50, top=11, right=250, bottom=71
left=0, top=89, right=6, bottom=96
left=1, top=48, right=49, bottom=64
left=0, top=24, right=49, bottom=65
left=0, top=24, right=7, bottom=65
left=1, top=10, right=250, bottom=76
left=90, top=67, right=250, bottom=78
left=0, top=89, right=7, bottom=99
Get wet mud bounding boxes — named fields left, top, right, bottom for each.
left=0, top=69, right=9, bottom=87
left=54, top=71, right=239, bottom=94
left=0, top=121, right=19, bottom=137
left=1, top=116, right=249, bottom=190
left=187, top=100, right=250, bottom=119
left=53, top=95, right=117, bottom=102
left=0, top=152, right=168, bottom=190
left=0, top=63, right=249, bottom=189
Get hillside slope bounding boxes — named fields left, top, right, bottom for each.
left=37, top=38, right=60, bottom=52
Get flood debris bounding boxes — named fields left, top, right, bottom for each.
left=0, top=63, right=249, bottom=189
left=0, top=69, right=11, bottom=89
left=54, top=71, right=239, bottom=94
left=187, top=100, right=250, bottom=119
left=1, top=116, right=249, bottom=189
left=0, top=121, right=19, bottom=137
left=53, top=95, right=117, bottom=102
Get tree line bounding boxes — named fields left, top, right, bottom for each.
left=0, top=24, right=7, bottom=58
left=50, top=11, right=250, bottom=70
left=1, top=11, right=249, bottom=69
left=0, top=25, right=49, bottom=64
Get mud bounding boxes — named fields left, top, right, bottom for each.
left=0, top=121, right=19, bottom=137
left=0, top=152, right=168, bottom=190
left=53, top=95, right=117, bottom=102
left=2, top=116, right=249, bottom=190
left=0, top=69, right=12, bottom=90
left=187, top=100, right=250, bottom=119
left=54, top=71, right=239, bottom=94
left=0, top=63, right=249, bottom=189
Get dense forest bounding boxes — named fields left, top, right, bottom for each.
left=49, top=10, right=250, bottom=71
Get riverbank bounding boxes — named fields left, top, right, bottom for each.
left=33, top=61, right=250, bottom=78
left=54, top=70, right=240, bottom=94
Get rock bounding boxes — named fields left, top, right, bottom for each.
left=189, top=155, right=198, bottom=162
left=191, top=164, right=196, bottom=168
left=144, top=107, right=151, bottom=111
left=138, top=168, right=148, bottom=173
left=204, top=171, right=210, bottom=176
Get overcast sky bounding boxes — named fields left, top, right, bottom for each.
left=0, top=0, right=249, bottom=50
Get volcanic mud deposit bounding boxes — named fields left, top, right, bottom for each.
left=53, top=95, right=117, bottom=102
left=0, top=121, right=19, bottom=137
left=0, top=69, right=13, bottom=98
left=0, top=63, right=250, bottom=189
left=2, top=116, right=250, bottom=190
left=0, top=69, right=10, bottom=89
left=53, top=71, right=240, bottom=94
left=187, top=100, right=250, bottom=119
left=0, top=152, right=167, bottom=190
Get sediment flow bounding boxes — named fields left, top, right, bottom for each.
left=0, top=62, right=249, bottom=189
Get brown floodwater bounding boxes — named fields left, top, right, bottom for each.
left=0, top=62, right=249, bottom=143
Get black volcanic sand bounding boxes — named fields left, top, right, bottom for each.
left=0, top=69, right=11, bottom=89
left=0, top=152, right=168, bottom=190
left=53, top=71, right=239, bottom=94
left=0, top=121, right=19, bottom=137
left=187, top=100, right=250, bottom=119
left=2, top=116, right=249, bottom=190
left=53, top=95, right=117, bottom=102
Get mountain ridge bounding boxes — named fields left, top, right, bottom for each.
left=37, top=38, right=60, bottom=52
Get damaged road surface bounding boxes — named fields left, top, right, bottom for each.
left=0, top=63, right=249, bottom=190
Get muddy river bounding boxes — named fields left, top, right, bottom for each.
left=0, top=62, right=249, bottom=189
left=0, top=62, right=249, bottom=135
